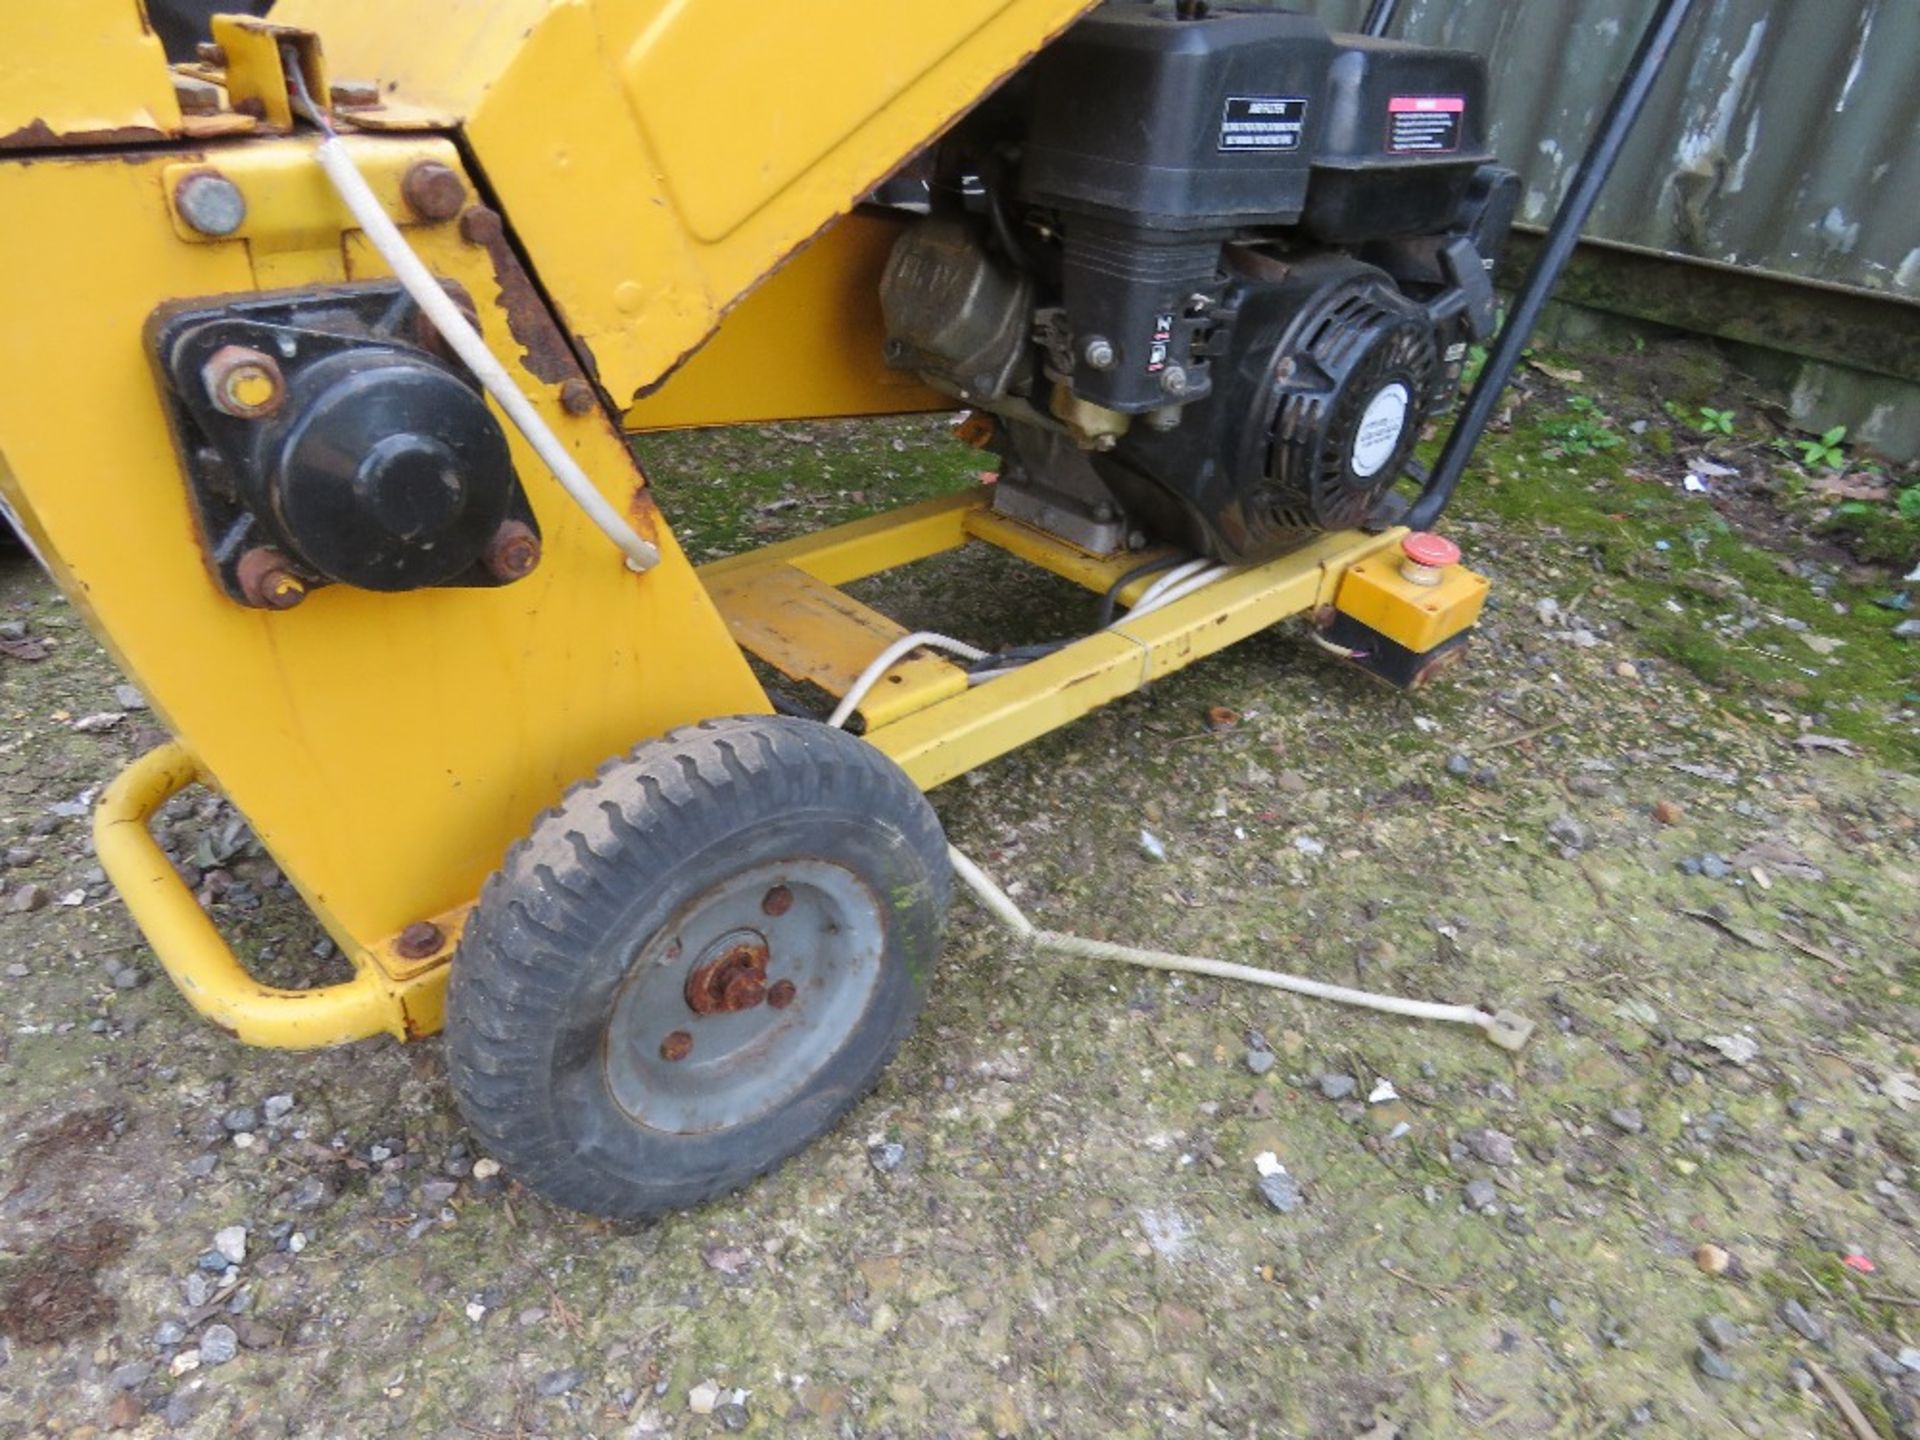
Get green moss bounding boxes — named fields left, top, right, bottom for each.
left=1435, top=389, right=1917, bottom=767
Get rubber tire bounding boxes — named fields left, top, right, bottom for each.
left=444, top=715, right=950, bottom=1219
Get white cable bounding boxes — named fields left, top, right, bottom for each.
left=825, top=630, right=990, bottom=729
left=940, top=857, right=1531, bottom=1050
left=1126, top=557, right=1211, bottom=615
left=824, top=624, right=1531, bottom=1050
left=1123, top=563, right=1235, bottom=621
left=311, top=137, right=661, bottom=573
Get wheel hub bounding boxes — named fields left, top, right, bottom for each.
left=602, top=859, right=887, bottom=1135
left=684, top=933, right=770, bottom=1014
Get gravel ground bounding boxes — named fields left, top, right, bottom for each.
left=1, top=339, right=1917, bottom=1438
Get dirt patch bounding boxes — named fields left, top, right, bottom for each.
left=0, top=1218, right=136, bottom=1344
left=3, top=1104, right=119, bottom=1201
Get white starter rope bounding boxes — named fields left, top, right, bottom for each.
left=307, top=128, right=661, bottom=573
left=827, top=593, right=1535, bottom=1052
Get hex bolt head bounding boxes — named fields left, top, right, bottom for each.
left=761, top=885, right=793, bottom=917
left=196, top=42, right=227, bottom=66
left=202, top=345, right=284, bottom=419
left=1159, top=364, right=1190, bottom=398
left=395, top=921, right=445, bottom=960
left=175, top=171, right=247, bottom=237
left=660, top=1031, right=693, bottom=1062
left=234, top=548, right=307, bottom=612
left=401, top=161, right=468, bottom=223
left=1082, top=336, right=1117, bottom=371
left=329, top=79, right=382, bottom=110
left=482, top=521, right=541, bottom=583
left=766, top=980, right=797, bottom=1010
left=558, top=378, right=596, bottom=416
left=172, top=74, right=222, bottom=116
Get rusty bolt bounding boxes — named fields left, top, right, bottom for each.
left=766, top=980, right=796, bottom=1010
left=395, top=921, right=445, bottom=960
left=483, top=520, right=541, bottom=583
left=457, top=206, right=501, bottom=247
left=196, top=42, right=228, bottom=66
left=401, top=161, right=468, bottom=223
left=172, top=74, right=222, bottom=116
left=174, top=169, right=246, bottom=237
left=202, top=345, right=284, bottom=419
left=558, top=378, right=596, bottom=416
left=235, top=547, right=307, bottom=611
left=660, top=1031, right=693, bottom=1062
left=329, top=79, right=382, bottom=110
left=761, top=885, right=793, bottom=917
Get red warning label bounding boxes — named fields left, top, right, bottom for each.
left=1387, top=95, right=1464, bottom=154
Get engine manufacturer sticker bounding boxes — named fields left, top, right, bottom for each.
left=1218, top=96, right=1309, bottom=153
left=1351, top=382, right=1411, bottom=478
left=1387, top=96, right=1464, bottom=154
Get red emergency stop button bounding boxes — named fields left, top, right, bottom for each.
left=1399, top=531, right=1459, bottom=586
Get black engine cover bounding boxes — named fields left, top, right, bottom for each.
left=1094, top=257, right=1440, bottom=561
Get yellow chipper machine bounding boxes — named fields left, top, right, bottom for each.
left=0, top=0, right=1691, bottom=1216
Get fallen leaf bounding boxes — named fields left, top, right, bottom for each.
left=1528, top=359, right=1585, bottom=384
left=1678, top=907, right=1773, bottom=951
left=1793, top=734, right=1858, bottom=756
left=1809, top=472, right=1890, bottom=502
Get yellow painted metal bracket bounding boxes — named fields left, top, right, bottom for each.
left=93, top=743, right=453, bottom=1048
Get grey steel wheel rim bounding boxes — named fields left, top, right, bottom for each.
left=602, top=858, right=887, bottom=1135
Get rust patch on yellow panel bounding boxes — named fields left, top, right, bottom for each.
left=0, top=119, right=169, bottom=151
left=455, top=205, right=578, bottom=383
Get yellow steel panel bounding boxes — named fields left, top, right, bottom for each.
left=0, top=142, right=767, bottom=961
left=963, top=507, right=1183, bottom=601
left=867, top=530, right=1403, bottom=790
left=0, top=0, right=181, bottom=149
left=699, top=487, right=986, bottom=588
left=272, top=0, right=1098, bottom=406
left=210, top=14, right=328, bottom=135
left=623, top=0, right=1025, bottom=242
left=1335, top=553, right=1489, bottom=653
left=625, top=213, right=948, bottom=431
left=704, top=563, right=969, bottom=729
left=162, top=135, right=458, bottom=247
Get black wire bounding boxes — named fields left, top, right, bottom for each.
left=1095, top=553, right=1186, bottom=628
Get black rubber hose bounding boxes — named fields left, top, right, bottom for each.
left=1361, top=0, right=1400, bottom=38
left=1403, top=0, right=1701, bottom=534
left=1094, top=553, right=1187, bottom=629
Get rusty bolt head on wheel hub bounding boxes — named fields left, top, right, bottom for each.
left=766, top=979, right=797, bottom=1010
left=761, top=885, right=793, bottom=917
left=395, top=920, right=445, bottom=960
left=234, top=547, right=307, bottom=611
left=660, top=1030, right=693, bottom=1062
left=684, top=941, right=771, bottom=1015
left=483, top=520, right=541, bottom=583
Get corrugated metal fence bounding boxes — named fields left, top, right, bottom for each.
left=1290, top=0, right=1919, bottom=299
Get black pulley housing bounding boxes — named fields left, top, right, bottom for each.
left=149, top=280, right=540, bottom=607
left=245, top=350, right=515, bottom=592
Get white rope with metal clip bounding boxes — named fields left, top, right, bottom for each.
left=824, top=590, right=1535, bottom=1052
